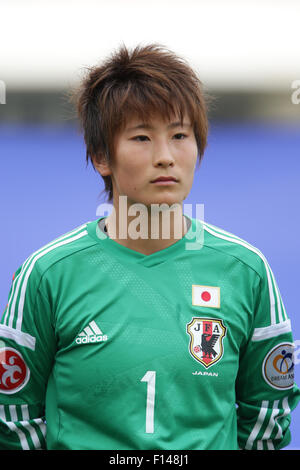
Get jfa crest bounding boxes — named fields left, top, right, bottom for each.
left=186, top=318, right=226, bottom=368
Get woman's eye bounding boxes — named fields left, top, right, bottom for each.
left=132, top=135, right=149, bottom=142
left=173, top=133, right=187, bottom=140
left=131, top=133, right=187, bottom=142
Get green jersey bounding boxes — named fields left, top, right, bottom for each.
left=0, top=216, right=299, bottom=450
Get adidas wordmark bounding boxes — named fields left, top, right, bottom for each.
left=75, top=321, right=108, bottom=345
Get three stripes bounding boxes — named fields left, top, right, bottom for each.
left=0, top=404, right=46, bottom=450
left=245, top=397, right=291, bottom=450
left=2, top=223, right=89, bottom=331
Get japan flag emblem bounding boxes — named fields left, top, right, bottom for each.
left=192, top=285, right=220, bottom=308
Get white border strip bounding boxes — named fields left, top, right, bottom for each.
left=252, top=319, right=291, bottom=341
left=0, top=324, right=36, bottom=350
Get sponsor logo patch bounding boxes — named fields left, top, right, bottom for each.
left=262, top=342, right=295, bottom=390
left=186, top=317, right=226, bottom=368
left=0, top=347, right=30, bottom=394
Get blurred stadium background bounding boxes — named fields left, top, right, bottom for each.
left=0, top=0, right=299, bottom=449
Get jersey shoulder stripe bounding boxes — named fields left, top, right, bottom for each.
left=202, top=220, right=287, bottom=325
left=202, top=220, right=265, bottom=259
left=2, top=221, right=94, bottom=331
left=202, top=220, right=271, bottom=276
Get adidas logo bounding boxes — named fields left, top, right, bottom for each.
left=75, top=320, right=108, bottom=345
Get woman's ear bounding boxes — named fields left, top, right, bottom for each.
left=91, top=155, right=112, bottom=177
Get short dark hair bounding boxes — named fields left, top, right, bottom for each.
left=73, top=43, right=210, bottom=202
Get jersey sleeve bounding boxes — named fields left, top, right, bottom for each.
left=0, top=258, right=56, bottom=450
left=236, top=256, right=300, bottom=450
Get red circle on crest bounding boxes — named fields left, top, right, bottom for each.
left=201, top=291, right=211, bottom=302
left=0, top=348, right=29, bottom=394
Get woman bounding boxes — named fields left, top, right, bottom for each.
left=0, top=43, right=299, bottom=450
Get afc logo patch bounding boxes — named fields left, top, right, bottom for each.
left=186, top=317, right=227, bottom=368
left=0, top=347, right=30, bottom=394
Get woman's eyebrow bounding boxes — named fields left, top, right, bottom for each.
left=126, top=122, right=192, bottom=132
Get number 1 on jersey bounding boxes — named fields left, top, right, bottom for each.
left=141, top=371, right=156, bottom=433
